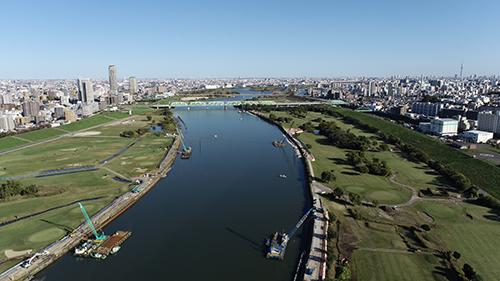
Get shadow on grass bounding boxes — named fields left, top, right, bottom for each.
left=432, top=266, right=458, bottom=281
left=484, top=209, right=500, bottom=221
left=41, top=219, right=73, bottom=234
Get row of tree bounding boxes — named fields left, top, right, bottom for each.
left=0, top=180, right=39, bottom=199
left=345, top=150, right=392, bottom=177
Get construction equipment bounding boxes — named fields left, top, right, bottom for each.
left=267, top=208, right=313, bottom=259
left=78, top=202, right=106, bottom=241
left=175, top=126, right=192, bottom=159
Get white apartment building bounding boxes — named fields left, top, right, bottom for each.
left=461, top=130, right=493, bottom=143
left=411, top=102, right=443, bottom=116
left=478, top=111, right=500, bottom=134
left=0, top=115, right=15, bottom=132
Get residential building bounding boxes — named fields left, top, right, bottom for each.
left=129, top=76, right=137, bottom=94
left=109, top=65, right=118, bottom=92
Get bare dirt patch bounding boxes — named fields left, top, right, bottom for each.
left=464, top=214, right=473, bottom=220
left=73, top=131, right=101, bottom=137
left=4, top=249, right=32, bottom=258
left=135, top=168, right=147, bottom=173
left=67, top=163, right=82, bottom=167
left=56, top=157, right=69, bottom=161
left=418, top=211, right=434, bottom=222
left=338, top=224, right=360, bottom=262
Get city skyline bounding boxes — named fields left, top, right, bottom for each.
left=1, top=0, right=499, bottom=79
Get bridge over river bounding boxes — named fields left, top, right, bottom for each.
left=150, top=99, right=347, bottom=109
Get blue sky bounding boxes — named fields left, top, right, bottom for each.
left=1, top=0, right=499, bottom=79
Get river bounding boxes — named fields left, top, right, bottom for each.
left=34, top=90, right=311, bottom=281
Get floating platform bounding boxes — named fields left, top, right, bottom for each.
left=75, top=231, right=131, bottom=258
left=272, top=140, right=286, bottom=147
left=266, top=231, right=288, bottom=260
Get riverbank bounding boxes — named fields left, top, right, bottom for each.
left=248, top=110, right=329, bottom=281
left=0, top=137, right=181, bottom=281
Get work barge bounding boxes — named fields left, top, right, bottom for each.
left=74, top=231, right=131, bottom=259
left=266, top=208, right=313, bottom=260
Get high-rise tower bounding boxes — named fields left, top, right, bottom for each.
left=108, top=65, right=118, bottom=92
left=129, top=76, right=137, bottom=94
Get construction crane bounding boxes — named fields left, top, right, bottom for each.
left=78, top=202, right=106, bottom=241
left=175, top=126, right=192, bottom=159
left=288, top=208, right=313, bottom=238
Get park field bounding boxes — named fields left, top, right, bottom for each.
left=0, top=137, right=136, bottom=179
left=14, top=128, right=65, bottom=142
left=0, top=137, right=29, bottom=151
left=59, top=115, right=115, bottom=132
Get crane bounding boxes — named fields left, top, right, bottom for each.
left=175, top=126, right=191, bottom=153
left=78, top=202, right=106, bottom=241
left=287, top=208, right=313, bottom=239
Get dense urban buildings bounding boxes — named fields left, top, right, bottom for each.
left=1, top=71, right=500, bottom=144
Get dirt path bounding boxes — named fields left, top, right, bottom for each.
left=356, top=247, right=435, bottom=255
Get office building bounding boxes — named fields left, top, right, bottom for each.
left=477, top=111, right=500, bottom=134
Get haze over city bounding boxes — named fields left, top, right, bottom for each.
left=1, top=0, right=499, bottom=79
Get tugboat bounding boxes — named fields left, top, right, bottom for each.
left=110, top=246, right=121, bottom=254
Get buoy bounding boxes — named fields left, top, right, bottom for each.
left=214, top=135, right=217, bottom=138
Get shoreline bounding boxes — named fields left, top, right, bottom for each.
left=0, top=137, right=181, bottom=281
left=248, top=110, right=329, bottom=281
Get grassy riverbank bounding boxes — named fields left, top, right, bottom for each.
left=256, top=106, right=500, bottom=280
left=0, top=107, right=177, bottom=268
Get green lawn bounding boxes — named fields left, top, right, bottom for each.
left=15, top=128, right=64, bottom=142
left=92, top=116, right=152, bottom=137
left=102, top=138, right=173, bottom=177
left=0, top=137, right=135, bottom=178
left=107, top=112, right=132, bottom=119
left=407, top=201, right=500, bottom=280
left=0, top=137, right=30, bottom=151
left=0, top=196, right=117, bottom=260
left=353, top=251, right=448, bottom=281
left=131, top=106, right=154, bottom=114
left=59, top=115, right=114, bottom=132
left=333, top=107, right=500, bottom=199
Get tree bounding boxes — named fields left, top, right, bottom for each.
left=359, top=166, right=369, bottom=174
left=422, top=224, right=430, bottom=231
left=146, top=115, right=152, bottom=121
left=463, top=263, right=477, bottom=280
left=372, top=199, right=379, bottom=207
left=349, top=192, right=362, bottom=205
left=333, top=187, right=344, bottom=198
left=321, top=171, right=335, bottom=183
left=379, top=143, right=389, bottom=151
left=453, top=251, right=461, bottom=260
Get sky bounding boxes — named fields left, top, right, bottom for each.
left=1, top=0, right=499, bottom=79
